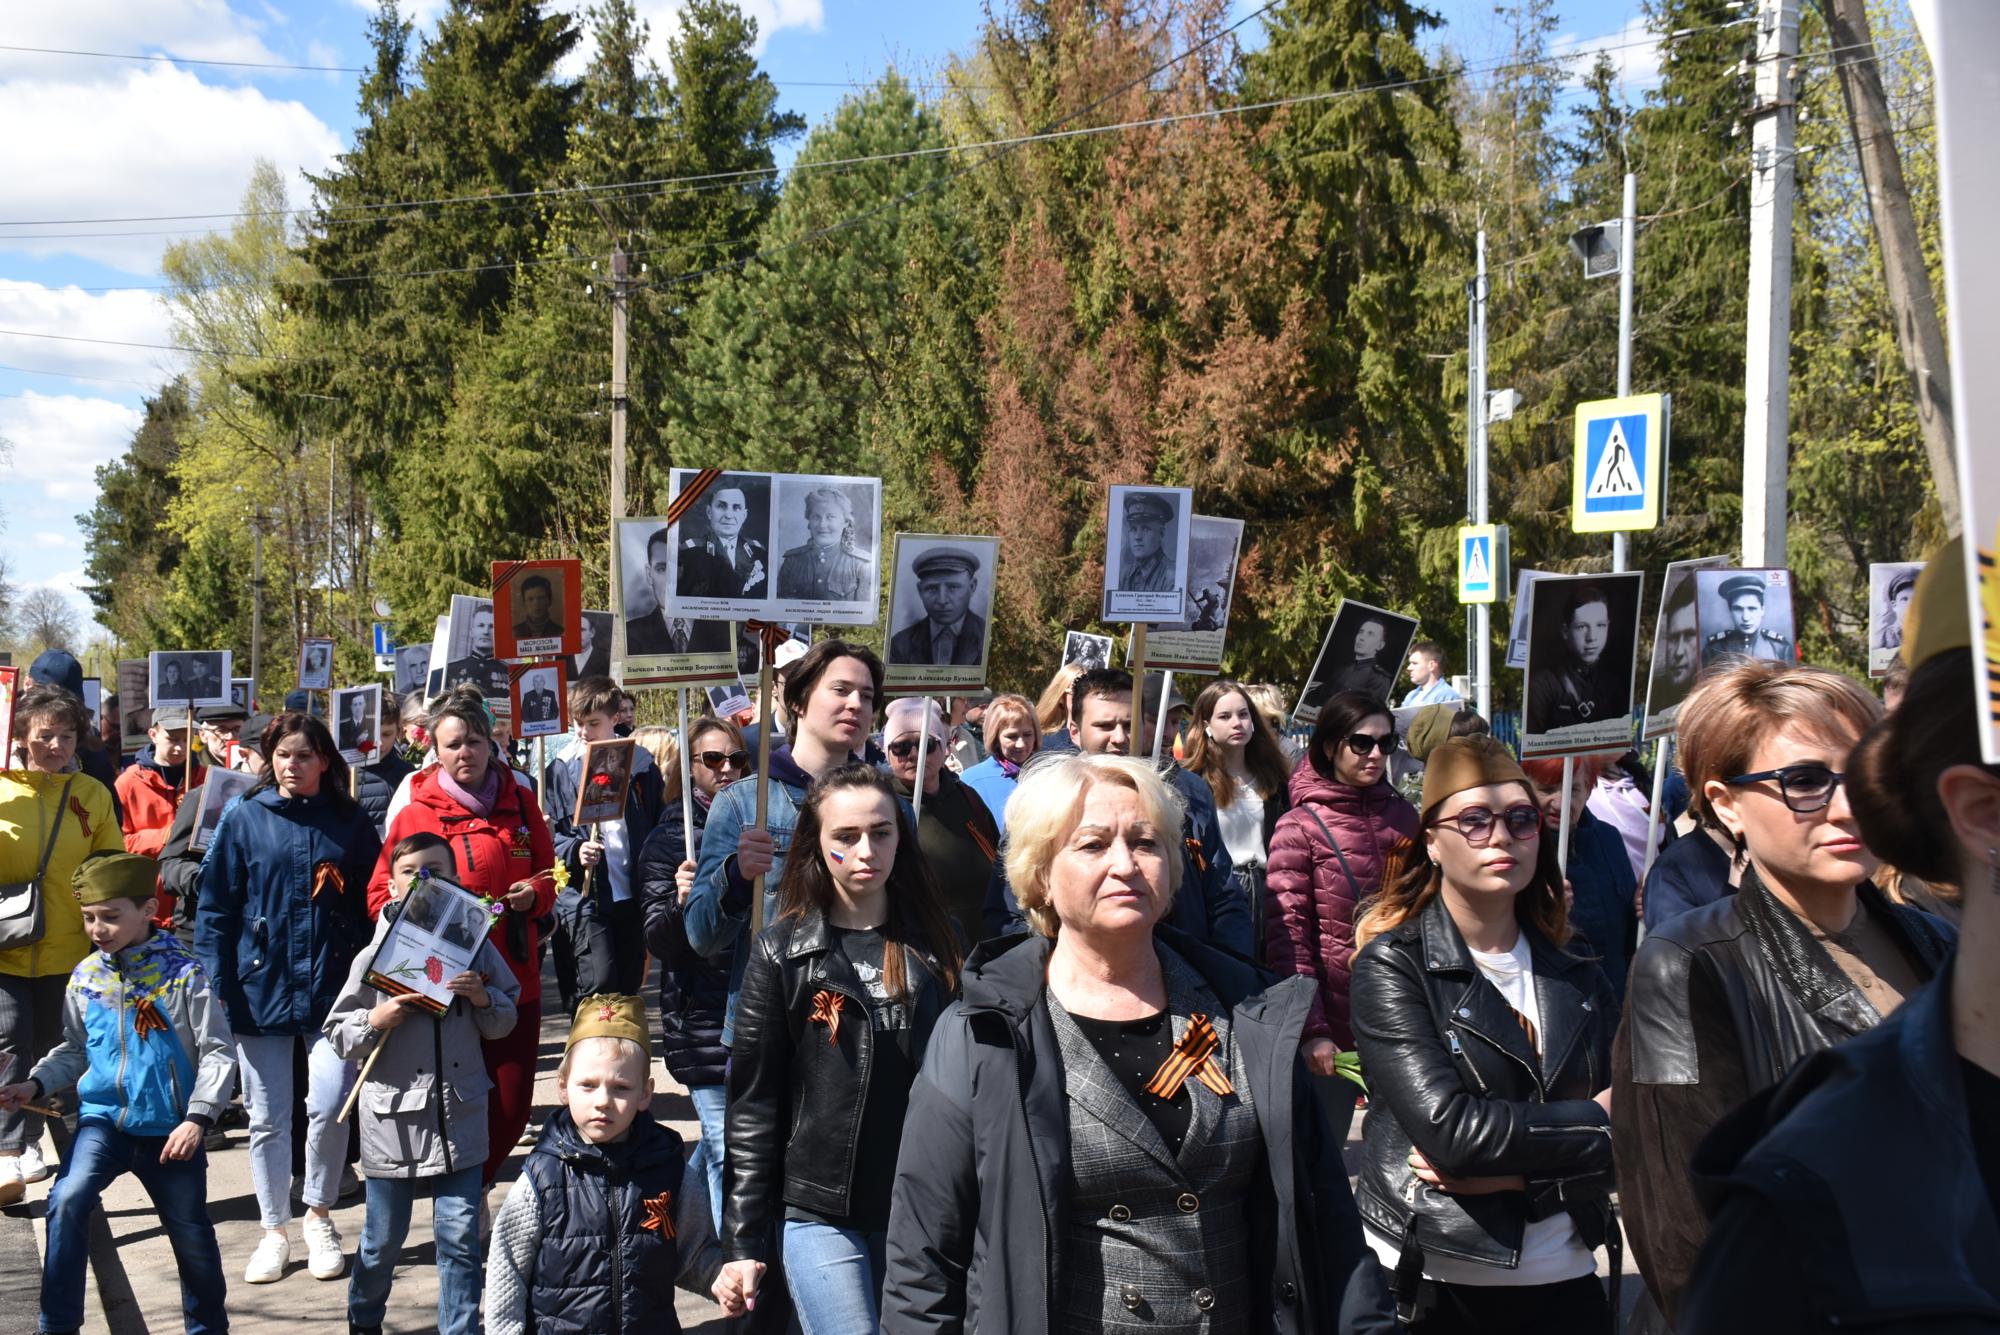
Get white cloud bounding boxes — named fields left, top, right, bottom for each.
left=0, top=391, right=146, bottom=503
left=0, top=66, right=342, bottom=271
left=0, top=1, right=292, bottom=81
left=1553, top=16, right=1664, bottom=96
left=545, top=0, right=826, bottom=80
left=0, top=280, right=183, bottom=386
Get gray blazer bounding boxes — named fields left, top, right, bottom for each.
left=323, top=912, right=519, bottom=1178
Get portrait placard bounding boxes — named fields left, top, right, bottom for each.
left=442, top=594, right=509, bottom=700
left=1694, top=568, right=1796, bottom=669
left=614, top=515, right=738, bottom=685
left=509, top=661, right=569, bottom=740
left=332, top=684, right=384, bottom=765
left=147, top=651, right=233, bottom=710
left=298, top=637, right=335, bottom=691
left=736, top=622, right=809, bottom=681
left=0, top=667, right=18, bottom=765
left=191, top=765, right=259, bottom=855
left=768, top=473, right=883, bottom=626
left=364, top=874, right=498, bottom=1015
left=1867, top=561, right=1925, bottom=677
left=1293, top=601, right=1420, bottom=727
left=660, top=470, right=777, bottom=621
left=80, top=679, right=101, bottom=726
left=573, top=737, right=638, bottom=826
left=228, top=678, right=252, bottom=712
left=492, top=559, right=582, bottom=660
left=705, top=683, right=752, bottom=719
left=117, top=659, right=150, bottom=752
left=393, top=644, right=431, bottom=697
left=1504, top=569, right=1553, bottom=670
left=1138, top=514, right=1243, bottom=674
left=883, top=533, right=999, bottom=695
left=1101, top=484, right=1193, bottom=622
left=1641, top=556, right=1728, bottom=742
left=1521, top=572, right=1645, bottom=758
left=1063, top=631, right=1114, bottom=672
left=572, top=610, right=613, bottom=683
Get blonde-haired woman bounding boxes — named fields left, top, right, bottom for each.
left=1613, top=660, right=1954, bottom=1328
left=776, top=487, right=869, bottom=602
left=1349, top=736, right=1618, bottom=1333
left=1034, top=662, right=1086, bottom=750
left=957, top=692, right=1039, bottom=829
left=881, top=751, right=1379, bottom=1333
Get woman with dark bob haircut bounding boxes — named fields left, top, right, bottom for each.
left=1679, top=542, right=1996, bottom=1332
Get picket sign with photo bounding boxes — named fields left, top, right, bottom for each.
left=190, top=766, right=259, bottom=855
left=1063, top=631, right=1113, bottom=672
left=1291, top=600, right=1420, bottom=728
left=660, top=467, right=883, bottom=628
left=298, top=637, right=335, bottom=692
left=1641, top=556, right=1729, bottom=742
left=509, top=661, right=570, bottom=740
left=1138, top=515, right=1244, bottom=675
left=361, top=874, right=499, bottom=1015
left=1519, top=572, right=1646, bottom=759
left=332, top=683, right=385, bottom=767
left=573, top=736, right=638, bottom=827
left=883, top=533, right=1000, bottom=696
left=117, top=659, right=150, bottom=754
left=493, top=559, right=583, bottom=661
left=1866, top=562, right=1925, bottom=678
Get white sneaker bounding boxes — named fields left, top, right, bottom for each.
left=244, top=1231, right=291, bottom=1284
left=0, top=1155, right=23, bottom=1208
left=18, top=1143, right=51, bottom=1184
left=303, top=1214, right=346, bottom=1280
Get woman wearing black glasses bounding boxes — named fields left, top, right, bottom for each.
left=1612, top=660, right=1955, bottom=1332
left=1265, top=690, right=1418, bottom=1108
left=639, top=713, right=751, bottom=1232
left=881, top=697, right=1000, bottom=948
left=1348, top=736, right=1619, bottom=1334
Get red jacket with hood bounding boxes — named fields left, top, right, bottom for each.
left=366, top=764, right=557, bottom=1004
left=1262, top=762, right=1419, bottom=1048
left=117, top=745, right=205, bottom=926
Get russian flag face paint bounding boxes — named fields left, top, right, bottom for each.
left=828, top=849, right=845, bottom=864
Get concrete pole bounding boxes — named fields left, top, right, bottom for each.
left=1614, top=170, right=1636, bottom=576
left=608, top=242, right=630, bottom=672
left=1473, top=230, right=1492, bottom=723
left=1741, top=0, right=1800, bottom=568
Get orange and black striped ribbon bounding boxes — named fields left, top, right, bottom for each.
left=641, top=1191, right=676, bottom=1237
left=133, top=998, right=169, bottom=1040
left=1142, top=1012, right=1233, bottom=1099
left=1184, top=836, right=1208, bottom=875
left=809, top=989, right=844, bottom=1046
left=665, top=468, right=725, bottom=528
left=742, top=620, right=791, bottom=657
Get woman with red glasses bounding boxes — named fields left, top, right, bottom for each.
left=1264, top=690, right=1418, bottom=1110
left=1349, top=736, right=1619, bottom=1334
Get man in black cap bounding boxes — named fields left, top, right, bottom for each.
left=1706, top=573, right=1792, bottom=663
left=1527, top=584, right=1624, bottom=734
left=889, top=546, right=987, bottom=665
left=1118, top=492, right=1177, bottom=592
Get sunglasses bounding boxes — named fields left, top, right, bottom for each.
left=885, top=738, right=940, bottom=759
left=1723, top=764, right=1844, bottom=814
left=1344, top=732, right=1398, bottom=757
left=696, top=750, right=749, bottom=772
left=1429, top=803, right=1544, bottom=847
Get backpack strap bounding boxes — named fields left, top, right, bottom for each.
left=1297, top=803, right=1364, bottom=903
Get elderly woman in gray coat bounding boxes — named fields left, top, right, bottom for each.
left=324, top=844, right=519, bottom=1335
left=881, top=752, right=1390, bottom=1334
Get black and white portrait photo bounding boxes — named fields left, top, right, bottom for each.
left=1521, top=572, right=1645, bottom=757
left=191, top=765, right=258, bottom=855
left=1868, top=561, right=1924, bottom=677
left=1140, top=514, right=1244, bottom=674
left=1695, top=568, right=1796, bottom=669
left=1062, top=631, right=1114, bottom=672
left=493, top=559, right=580, bottom=660
left=148, top=650, right=233, bottom=710
left=736, top=621, right=810, bottom=680
left=118, top=659, right=150, bottom=752
left=1504, top=569, right=1552, bottom=670
left=436, top=898, right=481, bottom=953
left=443, top=594, right=510, bottom=700
left=1101, top=484, right=1193, bottom=621
left=229, top=678, right=253, bottom=713
left=616, top=516, right=735, bottom=673
left=706, top=683, right=752, bottom=718
left=332, top=684, right=383, bottom=763
left=883, top=534, right=998, bottom=693
left=511, top=663, right=565, bottom=739
left=664, top=469, right=774, bottom=618
left=1642, top=556, right=1727, bottom=740
left=572, top=611, right=612, bottom=682
left=393, top=643, right=432, bottom=697
left=1294, top=601, right=1420, bottom=725
left=770, top=474, right=882, bottom=625
left=298, top=637, right=334, bottom=691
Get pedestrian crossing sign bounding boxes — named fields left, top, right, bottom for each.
left=1572, top=393, right=1668, bottom=533
left=1458, top=524, right=1500, bottom=604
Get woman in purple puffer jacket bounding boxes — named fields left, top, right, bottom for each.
left=1263, top=690, right=1419, bottom=1088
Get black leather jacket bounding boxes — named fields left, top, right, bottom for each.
left=722, top=908, right=951, bottom=1262
left=1350, top=895, right=1619, bottom=1291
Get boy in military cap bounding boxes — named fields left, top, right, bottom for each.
left=0, top=851, right=236, bottom=1335
left=484, top=994, right=720, bottom=1335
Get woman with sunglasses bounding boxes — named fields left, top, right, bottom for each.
left=1264, top=690, right=1418, bottom=1101
left=1612, top=660, right=1955, bottom=1331
left=881, top=697, right=1000, bottom=947
left=638, top=714, right=750, bottom=1230
left=1349, top=736, right=1619, bottom=1334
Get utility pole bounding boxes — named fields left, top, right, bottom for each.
left=1613, top=170, right=1636, bottom=575
left=250, top=515, right=263, bottom=707
left=610, top=240, right=629, bottom=545
left=1741, top=0, right=1800, bottom=568
left=1471, top=230, right=1492, bottom=723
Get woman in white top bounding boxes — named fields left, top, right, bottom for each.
left=1182, top=680, right=1293, bottom=965
left=1347, top=737, right=1619, bottom=1334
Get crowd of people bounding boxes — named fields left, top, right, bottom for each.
left=0, top=549, right=1992, bottom=1334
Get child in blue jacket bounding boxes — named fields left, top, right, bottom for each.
left=0, top=851, right=237, bottom=1335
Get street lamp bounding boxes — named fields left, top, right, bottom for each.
left=1568, top=220, right=1625, bottom=279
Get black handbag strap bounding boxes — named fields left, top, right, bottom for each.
left=23, top=777, right=74, bottom=889
left=1298, top=803, right=1364, bottom=903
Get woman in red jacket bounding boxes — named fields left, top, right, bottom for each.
left=1263, top=690, right=1419, bottom=1104
left=366, top=686, right=554, bottom=1198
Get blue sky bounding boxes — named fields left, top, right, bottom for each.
left=0, top=0, right=1656, bottom=647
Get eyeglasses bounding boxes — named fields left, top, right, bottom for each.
left=886, top=738, right=939, bottom=759
left=696, top=750, right=749, bottom=772
left=1428, top=804, right=1544, bottom=847
left=1344, top=732, right=1398, bottom=757
left=1723, top=764, right=1844, bottom=814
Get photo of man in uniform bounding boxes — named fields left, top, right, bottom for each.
left=519, top=669, right=560, bottom=727
left=337, top=689, right=374, bottom=754
left=628, top=525, right=731, bottom=656
left=1651, top=575, right=1702, bottom=714
left=1527, top=584, right=1622, bottom=734
left=1118, top=492, right=1177, bottom=592
left=1704, top=572, right=1793, bottom=664
left=889, top=546, right=986, bottom=666
left=511, top=575, right=562, bottom=641
left=1295, top=602, right=1419, bottom=720
left=185, top=654, right=222, bottom=702
left=446, top=602, right=509, bottom=697
left=676, top=483, right=767, bottom=601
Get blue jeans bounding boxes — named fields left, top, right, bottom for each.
left=782, top=1219, right=886, bottom=1335
left=685, top=1083, right=727, bottom=1234
left=235, top=1032, right=354, bottom=1230
left=347, top=1167, right=482, bottom=1335
left=42, top=1119, right=227, bottom=1334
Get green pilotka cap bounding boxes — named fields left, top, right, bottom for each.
left=73, top=851, right=159, bottom=906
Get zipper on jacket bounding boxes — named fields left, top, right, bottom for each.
left=114, top=965, right=130, bottom=1130
left=609, top=1179, right=627, bottom=1333
left=1446, top=1028, right=1490, bottom=1094
left=1459, top=1019, right=1545, bottom=1098
left=432, top=1016, right=453, bottom=1176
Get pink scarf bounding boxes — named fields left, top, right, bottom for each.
left=437, top=764, right=501, bottom=819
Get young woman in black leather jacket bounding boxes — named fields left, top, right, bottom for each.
left=710, top=764, right=962, bottom=1332
left=1349, top=737, right=1619, bottom=1334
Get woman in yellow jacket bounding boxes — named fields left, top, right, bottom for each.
left=0, top=686, right=126, bottom=1204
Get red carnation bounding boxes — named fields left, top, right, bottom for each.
left=424, top=956, right=444, bottom=984
left=592, top=773, right=611, bottom=787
